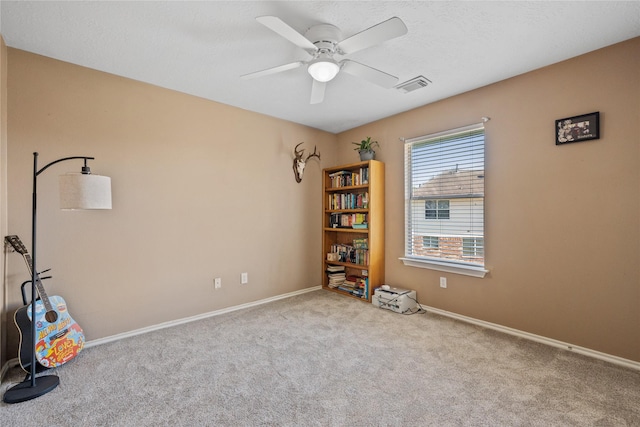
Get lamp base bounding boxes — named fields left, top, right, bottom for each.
left=3, top=375, right=59, bottom=404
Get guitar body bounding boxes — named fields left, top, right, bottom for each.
left=15, top=295, right=85, bottom=372
left=14, top=305, right=49, bottom=373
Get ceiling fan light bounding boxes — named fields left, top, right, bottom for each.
left=308, top=59, right=340, bottom=82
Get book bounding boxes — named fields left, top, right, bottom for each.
left=327, top=168, right=369, bottom=190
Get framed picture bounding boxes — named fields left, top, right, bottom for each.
left=556, top=112, right=599, bottom=145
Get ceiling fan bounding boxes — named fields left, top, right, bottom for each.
left=241, top=16, right=408, bottom=104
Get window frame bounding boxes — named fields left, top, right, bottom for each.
left=422, top=236, right=440, bottom=249
left=425, top=199, right=450, bottom=220
left=463, top=237, right=485, bottom=258
left=400, top=123, right=489, bottom=278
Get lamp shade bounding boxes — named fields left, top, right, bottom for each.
left=307, top=58, right=340, bottom=82
left=59, top=173, right=112, bottom=210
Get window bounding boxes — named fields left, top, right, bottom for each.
left=425, top=199, right=450, bottom=219
left=422, top=236, right=439, bottom=248
left=401, top=123, right=487, bottom=277
left=463, top=237, right=484, bottom=258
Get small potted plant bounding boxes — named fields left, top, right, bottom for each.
left=352, top=137, right=379, bottom=161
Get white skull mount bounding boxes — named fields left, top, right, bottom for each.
left=293, top=142, right=321, bottom=183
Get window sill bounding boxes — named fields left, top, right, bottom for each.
left=399, top=257, right=488, bottom=278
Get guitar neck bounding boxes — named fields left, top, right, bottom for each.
left=5, top=235, right=55, bottom=313
left=21, top=253, right=54, bottom=313
left=23, top=253, right=34, bottom=276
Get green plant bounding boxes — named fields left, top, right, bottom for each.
left=352, top=137, right=379, bottom=152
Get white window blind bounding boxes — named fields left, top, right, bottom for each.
left=403, top=123, right=486, bottom=274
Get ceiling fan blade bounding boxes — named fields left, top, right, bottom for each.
left=340, top=60, right=398, bottom=88
left=310, top=80, right=326, bottom=104
left=337, top=17, right=408, bottom=55
left=240, top=61, right=304, bottom=80
left=256, top=16, right=318, bottom=52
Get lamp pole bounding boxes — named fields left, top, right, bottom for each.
left=3, top=152, right=103, bottom=404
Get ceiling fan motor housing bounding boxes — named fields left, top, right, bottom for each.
left=305, top=24, right=342, bottom=54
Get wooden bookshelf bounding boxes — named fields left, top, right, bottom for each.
left=322, top=160, right=384, bottom=302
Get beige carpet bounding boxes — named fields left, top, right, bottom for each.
left=1, top=290, right=639, bottom=426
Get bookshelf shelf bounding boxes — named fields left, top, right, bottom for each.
left=325, top=184, right=369, bottom=193
left=325, top=208, right=369, bottom=213
left=326, top=260, right=369, bottom=268
left=323, top=227, right=369, bottom=233
left=322, top=160, right=385, bottom=302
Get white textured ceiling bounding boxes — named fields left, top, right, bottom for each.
left=1, top=1, right=639, bottom=134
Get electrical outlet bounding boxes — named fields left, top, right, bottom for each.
left=241, top=272, right=248, bottom=284
left=440, top=277, right=447, bottom=288
left=214, top=278, right=222, bottom=289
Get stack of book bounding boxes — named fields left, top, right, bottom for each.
left=330, top=241, right=370, bottom=265
left=343, top=275, right=358, bottom=288
left=329, top=213, right=368, bottom=228
left=352, top=238, right=369, bottom=265
left=359, top=167, right=369, bottom=184
left=330, top=243, right=352, bottom=263
left=356, top=277, right=369, bottom=299
left=327, top=192, right=369, bottom=210
left=326, top=265, right=346, bottom=288
left=328, top=167, right=369, bottom=188
left=337, top=275, right=369, bottom=299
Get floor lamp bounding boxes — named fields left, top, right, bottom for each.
left=3, top=152, right=112, bottom=404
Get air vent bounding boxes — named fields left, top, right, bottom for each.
left=395, top=76, right=432, bottom=93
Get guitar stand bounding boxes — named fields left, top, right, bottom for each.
left=20, top=271, right=52, bottom=305
left=3, top=375, right=59, bottom=404
left=3, top=273, right=58, bottom=403
left=19, top=276, right=53, bottom=375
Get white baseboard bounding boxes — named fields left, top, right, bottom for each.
left=5, top=286, right=636, bottom=381
left=85, top=286, right=321, bottom=349
left=423, top=304, right=640, bottom=371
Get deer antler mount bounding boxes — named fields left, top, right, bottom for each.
left=293, top=142, right=321, bottom=183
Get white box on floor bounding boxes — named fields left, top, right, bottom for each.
left=372, top=287, right=417, bottom=314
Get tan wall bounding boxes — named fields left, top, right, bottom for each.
left=0, top=36, right=8, bottom=368
left=3, top=37, right=638, bottom=367
left=4, top=49, right=336, bottom=355
left=336, top=37, right=640, bottom=362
